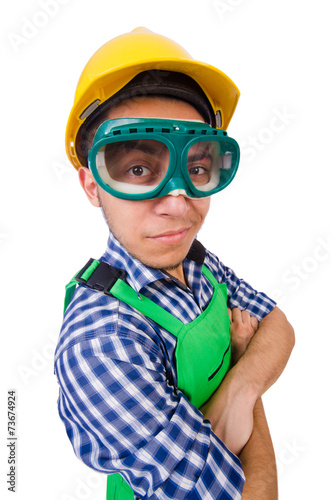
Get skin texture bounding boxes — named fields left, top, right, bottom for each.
left=78, top=95, right=294, bottom=496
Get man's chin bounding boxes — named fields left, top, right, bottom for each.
left=129, top=243, right=188, bottom=272
left=137, top=254, right=184, bottom=273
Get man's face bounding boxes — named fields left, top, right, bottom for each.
left=79, top=97, right=211, bottom=281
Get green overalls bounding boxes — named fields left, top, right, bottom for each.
left=64, top=259, right=231, bottom=500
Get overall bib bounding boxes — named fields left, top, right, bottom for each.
left=64, top=259, right=231, bottom=500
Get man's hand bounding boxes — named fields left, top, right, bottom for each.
left=228, top=308, right=258, bottom=364
left=200, top=308, right=259, bottom=455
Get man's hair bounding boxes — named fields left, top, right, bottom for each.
left=76, top=70, right=215, bottom=167
left=78, top=95, right=195, bottom=165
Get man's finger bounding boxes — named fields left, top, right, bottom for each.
left=250, top=316, right=259, bottom=331
left=231, top=308, right=242, bottom=323
left=241, top=310, right=251, bottom=325
left=227, top=308, right=232, bottom=322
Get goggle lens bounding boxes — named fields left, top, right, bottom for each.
left=96, top=140, right=169, bottom=194
left=186, top=140, right=237, bottom=193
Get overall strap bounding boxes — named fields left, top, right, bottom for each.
left=63, top=258, right=126, bottom=315
left=201, top=265, right=219, bottom=289
left=64, top=260, right=221, bottom=336
left=63, top=259, right=183, bottom=337
left=111, top=279, right=183, bottom=336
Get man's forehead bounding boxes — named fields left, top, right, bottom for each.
left=104, top=96, right=207, bottom=122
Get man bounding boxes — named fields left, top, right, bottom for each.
left=55, top=28, right=294, bottom=499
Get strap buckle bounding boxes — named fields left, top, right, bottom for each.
left=75, top=258, right=127, bottom=294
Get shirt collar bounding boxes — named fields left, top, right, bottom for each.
left=101, top=231, right=170, bottom=293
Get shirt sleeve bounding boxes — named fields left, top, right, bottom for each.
left=55, top=307, right=244, bottom=499
left=205, top=250, right=276, bottom=321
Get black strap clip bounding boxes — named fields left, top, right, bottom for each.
left=75, top=258, right=127, bottom=295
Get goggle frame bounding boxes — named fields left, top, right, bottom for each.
left=88, top=118, right=240, bottom=200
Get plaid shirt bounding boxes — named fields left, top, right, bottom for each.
left=55, top=231, right=276, bottom=499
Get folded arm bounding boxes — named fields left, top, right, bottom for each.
left=200, top=308, right=279, bottom=498
left=201, top=305, right=294, bottom=454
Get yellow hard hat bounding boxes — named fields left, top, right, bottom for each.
left=65, top=27, right=240, bottom=169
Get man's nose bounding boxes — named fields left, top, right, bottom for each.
left=154, top=190, right=190, bottom=217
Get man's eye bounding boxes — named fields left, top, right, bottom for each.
left=128, top=165, right=150, bottom=176
left=189, top=166, right=208, bottom=176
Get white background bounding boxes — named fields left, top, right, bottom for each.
left=1, top=0, right=330, bottom=498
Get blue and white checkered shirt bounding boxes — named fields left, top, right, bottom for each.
left=55, top=231, right=276, bottom=499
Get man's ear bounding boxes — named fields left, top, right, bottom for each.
left=78, top=167, right=101, bottom=207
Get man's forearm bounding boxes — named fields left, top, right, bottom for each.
left=239, top=398, right=278, bottom=500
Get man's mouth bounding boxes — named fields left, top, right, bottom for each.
left=148, top=227, right=192, bottom=245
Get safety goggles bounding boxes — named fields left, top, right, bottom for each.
left=88, top=118, right=240, bottom=200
